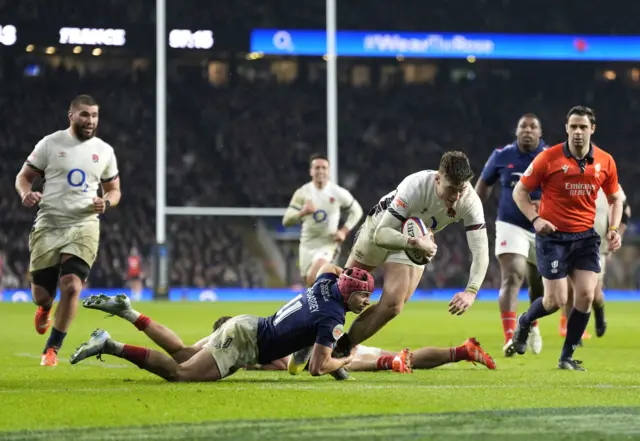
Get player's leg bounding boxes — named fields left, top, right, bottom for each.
left=494, top=222, right=531, bottom=351
left=82, top=294, right=198, bottom=363
left=70, top=329, right=222, bottom=382
left=496, top=253, right=527, bottom=353
left=344, top=345, right=391, bottom=372
left=411, top=338, right=496, bottom=370
left=592, top=255, right=607, bottom=337
left=342, top=261, right=423, bottom=348
left=510, top=234, right=570, bottom=355
left=559, top=282, right=573, bottom=336
left=558, top=232, right=601, bottom=370
left=28, top=226, right=62, bottom=338
left=525, top=261, right=544, bottom=354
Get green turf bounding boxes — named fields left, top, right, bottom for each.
left=1, top=301, right=639, bottom=440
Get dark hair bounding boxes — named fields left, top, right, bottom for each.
left=70, top=94, right=98, bottom=111
left=309, top=153, right=329, bottom=165
left=213, top=315, right=232, bottom=332
left=566, top=106, right=596, bottom=125
left=520, top=113, right=541, bottom=124
left=439, top=151, right=474, bottom=184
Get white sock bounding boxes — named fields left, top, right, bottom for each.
left=121, top=308, right=141, bottom=324
left=104, top=339, right=124, bottom=356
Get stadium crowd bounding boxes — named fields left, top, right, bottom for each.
left=1, top=0, right=639, bottom=290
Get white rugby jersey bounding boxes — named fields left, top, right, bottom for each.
left=368, top=170, right=486, bottom=234
left=290, top=181, right=356, bottom=244
left=26, top=129, right=119, bottom=228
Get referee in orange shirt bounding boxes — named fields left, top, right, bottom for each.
left=508, top=106, right=623, bottom=371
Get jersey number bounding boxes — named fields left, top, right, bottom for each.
left=273, top=294, right=303, bottom=326
left=67, top=168, right=89, bottom=192
left=213, top=337, right=233, bottom=349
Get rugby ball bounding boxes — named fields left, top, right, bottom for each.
left=402, top=217, right=434, bottom=265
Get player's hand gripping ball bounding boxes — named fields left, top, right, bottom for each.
left=402, top=217, right=436, bottom=265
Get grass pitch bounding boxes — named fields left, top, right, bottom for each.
left=1, top=300, right=639, bottom=440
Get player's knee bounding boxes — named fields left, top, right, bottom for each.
left=380, top=300, right=404, bottom=319
left=59, top=256, right=90, bottom=287
left=30, top=266, right=59, bottom=301
left=500, top=270, right=525, bottom=291
left=542, top=294, right=565, bottom=311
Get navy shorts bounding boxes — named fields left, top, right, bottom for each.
left=535, top=229, right=601, bottom=280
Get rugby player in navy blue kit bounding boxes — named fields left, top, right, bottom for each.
left=475, top=114, right=546, bottom=356
left=69, top=263, right=374, bottom=381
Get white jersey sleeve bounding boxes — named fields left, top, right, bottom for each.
left=459, top=187, right=489, bottom=294
left=26, top=138, right=49, bottom=172
left=386, top=173, right=424, bottom=222
left=460, top=187, right=486, bottom=231
left=100, top=150, right=119, bottom=182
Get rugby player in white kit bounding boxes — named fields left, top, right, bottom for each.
left=332, top=151, right=490, bottom=356
left=282, top=154, right=363, bottom=287
left=15, top=95, right=120, bottom=367
left=559, top=185, right=630, bottom=338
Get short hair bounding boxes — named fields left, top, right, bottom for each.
left=439, top=151, right=474, bottom=184
left=70, top=94, right=98, bottom=111
left=520, top=113, right=541, bottom=124
left=566, top=106, right=596, bottom=125
left=309, top=153, right=329, bottom=165
left=213, top=316, right=232, bottom=332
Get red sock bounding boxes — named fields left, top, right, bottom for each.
left=122, top=345, right=150, bottom=369
left=376, top=355, right=395, bottom=370
left=450, top=346, right=469, bottom=362
left=133, top=314, right=151, bottom=331
left=532, top=320, right=539, bottom=327
left=501, top=311, right=517, bottom=344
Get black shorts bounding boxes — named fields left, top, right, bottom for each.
left=535, top=229, right=601, bottom=280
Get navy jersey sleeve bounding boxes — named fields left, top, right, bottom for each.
left=480, top=149, right=501, bottom=186
left=314, top=273, right=339, bottom=284
left=315, top=313, right=345, bottom=348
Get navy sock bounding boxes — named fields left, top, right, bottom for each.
left=43, top=327, right=67, bottom=354
left=593, top=302, right=605, bottom=328
left=520, top=298, right=553, bottom=327
left=561, top=308, right=591, bottom=360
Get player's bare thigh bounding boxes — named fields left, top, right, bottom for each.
left=568, top=269, right=598, bottom=311
left=175, top=348, right=222, bottom=382
left=382, top=262, right=424, bottom=306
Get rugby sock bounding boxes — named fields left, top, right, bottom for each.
left=500, top=311, right=517, bottom=344
left=376, top=355, right=395, bottom=370
left=593, top=302, right=605, bottom=329
left=43, top=327, right=67, bottom=354
left=103, top=339, right=125, bottom=356
left=450, top=346, right=469, bottom=362
left=132, top=314, right=151, bottom=331
left=561, top=308, right=590, bottom=360
left=121, top=345, right=150, bottom=369
left=122, top=308, right=142, bottom=324
left=520, top=298, right=553, bottom=327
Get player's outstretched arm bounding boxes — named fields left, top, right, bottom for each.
left=308, top=343, right=354, bottom=376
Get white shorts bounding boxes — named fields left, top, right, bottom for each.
left=299, top=242, right=340, bottom=278
left=494, top=221, right=536, bottom=265
left=599, top=253, right=607, bottom=282
left=348, top=216, right=421, bottom=269
left=201, top=314, right=260, bottom=378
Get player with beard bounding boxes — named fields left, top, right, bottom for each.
left=15, top=95, right=120, bottom=366
left=475, top=114, right=546, bottom=356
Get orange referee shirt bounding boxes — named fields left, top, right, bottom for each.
left=520, top=142, right=619, bottom=233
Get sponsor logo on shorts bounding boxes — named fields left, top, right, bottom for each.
left=393, top=197, right=407, bottom=209
left=501, top=240, right=507, bottom=247
left=550, top=260, right=559, bottom=274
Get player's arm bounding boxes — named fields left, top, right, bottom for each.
left=462, top=195, right=489, bottom=295
left=373, top=176, right=427, bottom=251
left=513, top=154, right=548, bottom=223
left=100, top=151, right=121, bottom=209
left=308, top=342, right=353, bottom=376
left=475, top=149, right=501, bottom=202
left=620, top=201, right=631, bottom=236
left=338, top=196, right=364, bottom=237
left=282, top=189, right=311, bottom=227
left=16, top=138, right=48, bottom=206
left=603, top=160, right=623, bottom=234
left=315, top=262, right=344, bottom=279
